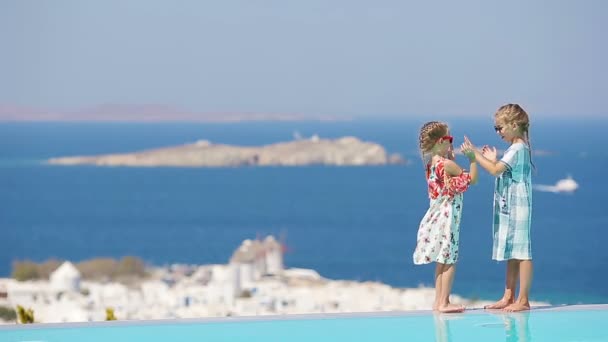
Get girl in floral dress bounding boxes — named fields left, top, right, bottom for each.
left=413, top=121, right=478, bottom=313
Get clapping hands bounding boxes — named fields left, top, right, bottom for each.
left=481, top=145, right=498, bottom=162
left=460, top=136, right=476, bottom=162
left=461, top=136, right=498, bottom=162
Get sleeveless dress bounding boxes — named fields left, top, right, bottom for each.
left=413, top=157, right=472, bottom=265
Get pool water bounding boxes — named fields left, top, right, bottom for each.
left=2, top=305, right=607, bottom=342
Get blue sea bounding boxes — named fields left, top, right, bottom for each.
left=1, top=119, right=606, bottom=305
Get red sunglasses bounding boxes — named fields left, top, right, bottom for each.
left=437, top=135, right=453, bottom=144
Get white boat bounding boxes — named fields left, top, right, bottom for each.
left=533, top=175, right=579, bottom=193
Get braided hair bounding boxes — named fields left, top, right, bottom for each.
left=418, top=121, right=449, bottom=177
left=495, top=104, right=536, bottom=171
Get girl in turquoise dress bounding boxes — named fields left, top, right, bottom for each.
left=413, top=121, right=478, bottom=313
left=463, top=103, right=534, bottom=312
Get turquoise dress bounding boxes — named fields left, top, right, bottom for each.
left=493, top=142, right=533, bottom=261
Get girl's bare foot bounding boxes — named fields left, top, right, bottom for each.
left=503, top=301, right=530, bottom=312
left=484, top=298, right=513, bottom=310
left=433, top=300, right=441, bottom=311
left=434, top=298, right=453, bottom=311
left=438, top=303, right=465, bottom=313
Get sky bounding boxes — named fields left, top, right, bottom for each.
left=0, top=0, right=606, bottom=119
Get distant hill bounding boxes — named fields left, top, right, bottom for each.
left=0, top=104, right=350, bottom=122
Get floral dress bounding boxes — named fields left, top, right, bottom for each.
left=413, top=157, right=471, bottom=265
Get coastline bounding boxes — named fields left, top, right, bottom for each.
left=1, top=232, right=550, bottom=325
left=1, top=262, right=534, bottom=324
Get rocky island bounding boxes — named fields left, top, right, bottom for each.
left=47, top=136, right=406, bottom=167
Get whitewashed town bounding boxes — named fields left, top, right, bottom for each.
left=0, top=236, right=518, bottom=324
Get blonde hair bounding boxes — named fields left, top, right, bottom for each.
left=418, top=121, right=449, bottom=173
left=495, top=103, right=535, bottom=170
left=495, top=104, right=530, bottom=133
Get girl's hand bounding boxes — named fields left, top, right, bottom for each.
left=463, top=136, right=476, bottom=151
left=482, top=145, right=498, bottom=162
left=460, top=144, right=476, bottom=162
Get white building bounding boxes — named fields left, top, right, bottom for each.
left=207, top=265, right=240, bottom=308
left=263, top=236, right=284, bottom=276
left=231, top=245, right=256, bottom=289
left=250, top=239, right=267, bottom=279
left=0, top=279, right=12, bottom=309
left=229, top=235, right=285, bottom=288
left=50, top=261, right=81, bottom=292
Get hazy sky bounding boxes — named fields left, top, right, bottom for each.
left=1, top=0, right=606, bottom=118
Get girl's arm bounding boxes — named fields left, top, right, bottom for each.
left=444, top=157, right=477, bottom=181
left=466, top=154, right=478, bottom=185
left=443, top=156, right=475, bottom=193
left=473, top=151, right=506, bottom=176
left=443, top=153, right=476, bottom=183
left=459, top=145, right=478, bottom=184
left=464, top=136, right=506, bottom=177
left=443, top=159, right=463, bottom=176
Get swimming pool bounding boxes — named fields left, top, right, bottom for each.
left=2, top=304, right=607, bottom=342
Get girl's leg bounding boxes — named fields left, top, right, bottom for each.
left=506, top=259, right=520, bottom=300
left=433, top=263, right=444, bottom=311
left=505, top=260, right=532, bottom=312
left=485, top=260, right=518, bottom=309
left=437, top=263, right=464, bottom=313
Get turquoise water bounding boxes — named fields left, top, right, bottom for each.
left=2, top=306, right=608, bottom=342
